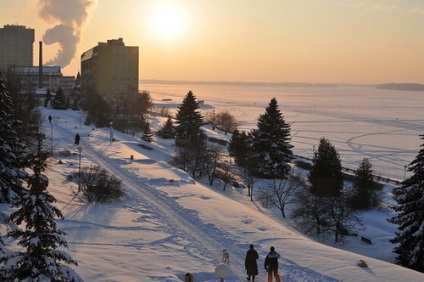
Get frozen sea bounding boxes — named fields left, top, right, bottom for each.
left=141, top=82, right=424, bottom=181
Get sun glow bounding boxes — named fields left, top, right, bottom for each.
left=150, top=2, right=186, bottom=39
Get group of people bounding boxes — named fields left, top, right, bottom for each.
left=245, top=245, right=281, bottom=282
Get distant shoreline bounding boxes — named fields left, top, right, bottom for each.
left=140, top=79, right=424, bottom=91
left=139, top=79, right=342, bottom=88
left=375, top=83, right=424, bottom=92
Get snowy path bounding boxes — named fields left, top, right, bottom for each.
left=49, top=112, right=250, bottom=280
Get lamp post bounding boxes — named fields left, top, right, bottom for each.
left=404, top=164, right=407, bottom=180
left=110, top=121, right=113, bottom=144
left=78, top=145, right=83, bottom=192
left=48, top=115, right=53, bottom=156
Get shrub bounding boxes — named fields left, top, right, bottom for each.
left=160, top=107, right=171, bottom=117
left=77, top=165, right=124, bottom=203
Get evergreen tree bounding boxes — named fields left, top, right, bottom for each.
left=172, top=91, right=208, bottom=179
left=157, top=116, right=175, bottom=139
left=348, top=158, right=382, bottom=210
left=141, top=122, right=153, bottom=143
left=52, top=87, right=67, bottom=109
left=309, top=138, right=343, bottom=197
left=0, top=76, right=27, bottom=203
left=6, top=70, right=42, bottom=150
left=388, top=134, right=424, bottom=272
left=0, top=135, right=83, bottom=281
left=174, top=91, right=206, bottom=148
left=228, top=129, right=252, bottom=168
left=250, top=98, right=293, bottom=178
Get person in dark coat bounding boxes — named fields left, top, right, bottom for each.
left=74, top=133, right=80, bottom=145
left=264, top=246, right=281, bottom=282
left=245, top=244, right=259, bottom=281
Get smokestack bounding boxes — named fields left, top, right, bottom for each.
left=39, top=41, right=43, bottom=89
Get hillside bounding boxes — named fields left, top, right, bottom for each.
left=2, top=107, right=424, bottom=281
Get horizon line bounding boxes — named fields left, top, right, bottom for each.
left=139, top=79, right=371, bottom=87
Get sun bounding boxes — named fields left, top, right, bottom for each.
left=150, top=2, right=186, bottom=39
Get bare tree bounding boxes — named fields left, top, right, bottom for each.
left=203, top=110, right=216, bottom=125
left=114, top=91, right=152, bottom=136
left=171, top=145, right=207, bottom=180
left=292, top=188, right=364, bottom=243
left=215, top=111, right=238, bottom=134
left=237, top=165, right=257, bottom=201
left=204, top=145, right=222, bottom=186
left=217, top=159, right=235, bottom=191
left=292, top=189, right=330, bottom=238
left=257, top=174, right=306, bottom=218
left=326, top=195, right=364, bottom=243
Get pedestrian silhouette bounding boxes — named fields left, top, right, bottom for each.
left=75, top=133, right=80, bottom=145
left=264, top=246, right=281, bottom=282
left=245, top=244, right=259, bottom=281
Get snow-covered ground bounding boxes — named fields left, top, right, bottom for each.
left=0, top=100, right=422, bottom=282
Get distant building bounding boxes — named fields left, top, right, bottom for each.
left=0, top=24, right=34, bottom=74
left=80, top=38, right=139, bottom=102
left=60, top=75, right=77, bottom=95
left=10, top=66, right=62, bottom=94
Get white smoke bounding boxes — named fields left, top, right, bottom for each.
left=39, top=0, right=96, bottom=67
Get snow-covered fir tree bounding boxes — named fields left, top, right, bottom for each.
left=52, top=87, right=68, bottom=109
left=0, top=76, right=27, bottom=203
left=250, top=98, right=293, bottom=178
left=388, top=134, right=424, bottom=273
left=0, top=135, right=83, bottom=281
left=141, top=122, right=153, bottom=143
left=174, top=91, right=206, bottom=148
left=348, top=158, right=382, bottom=210
left=171, top=91, right=209, bottom=179
left=228, top=129, right=252, bottom=168
left=309, top=137, right=343, bottom=197
left=157, top=116, right=175, bottom=139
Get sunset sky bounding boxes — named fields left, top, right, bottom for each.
left=2, top=0, right=424, bottom=84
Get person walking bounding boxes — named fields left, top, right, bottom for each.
left=245, top=244, right=259, bottom=281
left=74, top=133, right=80, bottom=145
left=264, top=246, right=281, bottom=282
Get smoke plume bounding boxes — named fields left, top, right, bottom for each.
left=39, top=0, right=96, bottom=67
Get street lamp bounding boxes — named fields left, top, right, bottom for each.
left=404, top=164, right=407, bottom=180
left=48, top=115, right=53, bottom=156
left=79, top=109, right=82, bottom=129
left=110, top=121, right=113, bottom=144
left=78, top=145, right=83, bottom=192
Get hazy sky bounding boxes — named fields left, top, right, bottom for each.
left=2, top=0, right=424, bottom=84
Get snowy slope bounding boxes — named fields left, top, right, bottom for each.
left=6, top=107, right=423, bottom=282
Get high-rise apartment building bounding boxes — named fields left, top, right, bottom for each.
left=0, top=24, right=35, bottom=74
left=80, top=38, right=139, bottom=102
